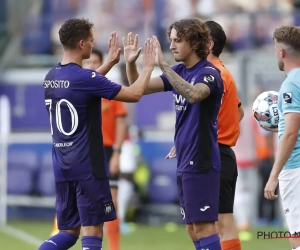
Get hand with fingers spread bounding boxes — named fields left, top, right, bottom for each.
left=264, top=177, right=279, bottom=200
left=152, top=35, right=167, bottom=67
left=141, top=38, right=156, bottom=71
left=122, top=32, right=142, bottom=64
left=107, top=31, right=122, bottom=65
left=165, top=146, right=176, bottom=159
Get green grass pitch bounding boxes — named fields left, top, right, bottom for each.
left=0, top=220, right=290, bottom=250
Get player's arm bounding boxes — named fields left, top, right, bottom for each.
left=265, top=112, right=300, bottom=200
left=114, top=115, right=127, bottom=152
left=160, top=63, right=210, bottom=104
left=154, top=36, right=210, bottom=104
left=96, top=32, right=121, bottom=76
left=123, top=33, right=165, bottom=95
left=109, top=114, right=127, bottom=176
left=113, top=38, right=156, bottom=102
left=270, top=112, right=300, bottom=177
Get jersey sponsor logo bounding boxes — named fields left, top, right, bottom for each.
left=44, top=80, right=70, bottom=88
left=92, top=72, right=96, bottom=78
left=200, top=205, right=210, bottom=211
left=173, top=94, right=187, bottom=111
left=203, top=75, right=214, bottom=84
left=283, top=92, right=292, bottom=104
left=54, top=142, right=74, bottom=147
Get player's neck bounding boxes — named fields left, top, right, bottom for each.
left=183, top=54, right=203, bottom=69
left=284, top=60, right=300, bottom=75
left=61, top=50, right=83, bottom=67
left=207, top=53, right=218, bottom=63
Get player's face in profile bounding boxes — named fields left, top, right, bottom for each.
left=82, top=31, right=94, bottom=60
left=169, top=28, right=193, bottom=62
left=83, top=53, right=102, bottom=70
left=274, top=41, right=284, bottom=71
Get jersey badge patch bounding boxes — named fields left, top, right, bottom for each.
left=283, top=92, right=292, bottom=104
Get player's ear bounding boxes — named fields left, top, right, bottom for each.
left=280, top=48, right=285, bottom=58
left=78, top=40, right=85, bottom=50
left=209, top=40, right=214, bottom=51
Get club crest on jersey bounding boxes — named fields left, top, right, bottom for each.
left=283, top=92, right=292, bottom=104
left=103, top=202, right=113, bottom=214
left=203, top=75, right=214, bottom=83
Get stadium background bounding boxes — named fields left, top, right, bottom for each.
left=0, top=0, right=298, bottom=249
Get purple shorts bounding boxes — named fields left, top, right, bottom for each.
left=55, top=176, right=116, bottom=230
left=177, top=169, right=220, bottom=224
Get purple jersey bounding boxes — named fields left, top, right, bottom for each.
left=160, top=60, right=223, bottom=173
left=44, top=63, right=121, bottom=182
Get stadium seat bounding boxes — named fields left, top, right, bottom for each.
left=146, top=159, right=178, bottom=204
left=7, top=150, right=39, bottom=195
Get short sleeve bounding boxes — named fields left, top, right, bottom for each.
left=115, top=101, right=128, bottom=116
left=197, top=67, right=220, bottom=92
left=281, top=81, right=300, bottom=114
left=82, top=70, right=121, bottom=100
left=159, top=65, right=180, bottom=92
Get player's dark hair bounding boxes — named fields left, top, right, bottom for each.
left=205, top=21, right=226, bottom=57
left=59, top=18, right=94, bottom=49
left=273, top=26, right=300, bottom=52
left=91, top=48, right=103, bottom=64
left=167, top=18, right=211, bottom=59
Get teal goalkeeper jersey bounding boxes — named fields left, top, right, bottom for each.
left=278, top=68, right=300, bottom=170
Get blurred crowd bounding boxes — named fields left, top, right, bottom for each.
left=21, top=0, right=298, bottom=55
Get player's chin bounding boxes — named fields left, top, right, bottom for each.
left=173, top=54, right=182, bottom=62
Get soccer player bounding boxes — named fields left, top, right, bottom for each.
left=124, top=18, right=224, bottom=250
left=39, top=18, right=156, bottom=250
left=50, top=48, right=127, bottom=250
left=85, top=48, right=127, bottom=250
left=263, top=26, right=300, bottom=250
left=166, top=21, right=244, bottom=250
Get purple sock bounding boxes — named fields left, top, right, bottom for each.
left=198, top=234, right=221, bottom=250
left=38, top=232, right=78, bottom=250
left=193, top=240, right=201, bottom=250
left=82, top=236, right=102, bottom=250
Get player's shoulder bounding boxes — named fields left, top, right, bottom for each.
left=201, top=60, right=221, bottom=76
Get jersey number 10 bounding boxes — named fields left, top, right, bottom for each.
left=45, top=99, right=78, bottom=136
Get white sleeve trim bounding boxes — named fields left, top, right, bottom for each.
left=283, top=110, right=300, bottom=114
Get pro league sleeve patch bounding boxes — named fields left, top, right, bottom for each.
left=283, top=92, right=292, bottom=104
left=203, top=75, right=215, bottom=84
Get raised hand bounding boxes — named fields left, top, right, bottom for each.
left=106, top=31, right=121, bottom=65
left=141, top=38, right=156, bottom=70
left=153, top=35, right=167, bottom=67
left=122, top=32, right=142, bottom=64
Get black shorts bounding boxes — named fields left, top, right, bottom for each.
left=104, top=146, right=119, bottom=188
left=218, top=143, right=238, bottom=214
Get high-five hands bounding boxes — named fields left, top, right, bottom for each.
left=107, top=31, right=122, bottom=65
left=141, top=38, right=156, bottom=70
left=152, top=35, right=167, bottom=67
left=122, top=32, right=142, bottom=64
